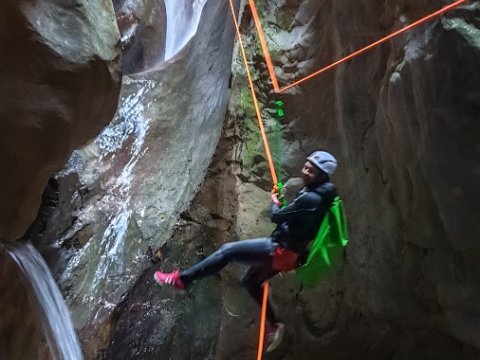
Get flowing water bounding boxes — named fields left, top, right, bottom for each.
left=164, top=0, right=209, bottom=60
left=0, top=2, right=224, bottom=357
left=6, top=243, right=83, bottom=360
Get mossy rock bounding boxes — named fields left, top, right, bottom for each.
left=275, top=6, right=297, bottom=31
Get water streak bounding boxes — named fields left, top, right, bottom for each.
left=90, top=79, right=153, bottom=289
left=164, top=0, right=208, bottom=60
left=7, top=243, right=83, bottom=360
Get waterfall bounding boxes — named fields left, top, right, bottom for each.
left=164, top=0, right=208, bottom=60
left=6, top=243, right=83, bottom=360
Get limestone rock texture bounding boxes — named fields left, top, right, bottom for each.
left=104, top=114, right=269, bottom=360
left=226, top=0, right=480, bottom=358
left=26, top=0, right=239, bottom=357
left=113, top=0, right=479, bottom=359
left=0, top=0, right=122, bottom=241
left=113, top=0, right=166, bottom=74
left=10, top=0, right=480, bottom=359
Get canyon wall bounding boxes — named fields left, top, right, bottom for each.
left=0, top=0, right=122, bottom=241
left=2, top=0, right=478, bottom=359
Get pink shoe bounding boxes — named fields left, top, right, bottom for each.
left=265, top=321, right=285, bottom=353
left=154, top=270, right=185, bottom=290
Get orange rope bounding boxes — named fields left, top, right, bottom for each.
left=279, top=0, right=469, bottom=92
left=247, top=0, right=469, bottom=93
left=228, top=0, right=278, bottom=185
left=248, top=0, right=280, bottom=92
left=256, top=282, right=269, bottom=360
left=228, top=2, right=277, bottom=359
left=226, top=1, right=469, bottom=358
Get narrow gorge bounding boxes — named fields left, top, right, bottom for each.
left=1, top=0, right=479, bottom=359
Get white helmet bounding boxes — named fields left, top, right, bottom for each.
left=306, top=151, right=337, bottom=176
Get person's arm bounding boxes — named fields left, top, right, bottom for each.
left=271, top=191, right=319, bottom=224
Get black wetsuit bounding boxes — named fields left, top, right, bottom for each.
left=270, top=181, right=337, bottom=257
left=180, top=181, right=336, bottom=323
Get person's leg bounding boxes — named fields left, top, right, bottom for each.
left=179, top=238, right=275, bottom=286
left=243, top=265, right=286, bottom=352
left=242, top=265, right=279, bottom=324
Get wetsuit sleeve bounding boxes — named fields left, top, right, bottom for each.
left=271, top=192, right=320, bottom=224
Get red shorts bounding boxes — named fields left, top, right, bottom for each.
left=271, top=247, right=299, bottom=272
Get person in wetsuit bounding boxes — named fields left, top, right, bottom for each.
left=154, top=150, right=338, bottom=352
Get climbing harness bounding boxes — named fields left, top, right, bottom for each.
left=227, top=0, right=468, bottom=357
left=271, top=247, right=299, bottom=272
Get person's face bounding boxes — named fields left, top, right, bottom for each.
left=301, top=161, right=321, bottom=186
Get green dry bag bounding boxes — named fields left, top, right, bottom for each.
left=296, top=196, right=348, bottom=288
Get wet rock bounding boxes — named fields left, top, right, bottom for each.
left=235, top=0, right=480, bottom=357
left=102, top=0, right=480, bottom=357
left=236, top=181, right=273, bottom=239
left=30, top=0, right=240, bottom=357
left=106, top=114, right=241, bottom=360
left=113, top=0, right=167, bottom=74
left=0, top=0, right=122, bottom=241
left=14, top=0, right=480, bottom=358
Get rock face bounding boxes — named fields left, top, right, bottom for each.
left=227, top=0, right=480, bottom=358
left=111, top=0, right=480, bottom=358
left=0, top=0, right=122, bottom=241
left=113, top=0, right=167, bottom=74
left=104, top=112, right=272, bottom=360
left=28, top=0, right=239, bottom=357
left=13, top=0, right=480, bottom=359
